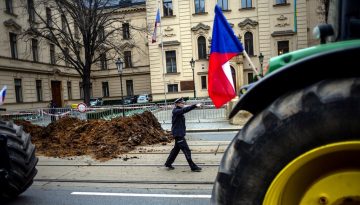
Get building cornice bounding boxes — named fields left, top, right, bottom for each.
left=120, top=42, right=135, bottom=49
left=159, top=41, right=181, bottom=47
left=3, top=19, right=22, bottom=30
left=91, top=71, right=150, bottom=79
left=191, top=23, right=210, bottom=31
left=0, top=56, right=79, bottom=76
left=271, top=30, right=296, bottom=37
left=0, top=65, right=80, bottom=77
left=116, top=5, right=146, bottom=14
left=238, top=18, right=258, bottom=28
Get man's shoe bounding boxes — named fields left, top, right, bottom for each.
left=191, top=166, right=202, bottom=172
left=165, top=164, right=175, bottom=170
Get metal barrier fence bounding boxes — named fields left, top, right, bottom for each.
left=0, top=100, right=227, bottom=126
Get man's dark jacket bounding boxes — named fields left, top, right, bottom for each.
left=171, top=104, right=197, bottom=137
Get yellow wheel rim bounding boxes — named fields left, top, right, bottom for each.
left=264, top=141, right=360, bottom=205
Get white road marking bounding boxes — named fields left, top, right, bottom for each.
left=71, top=192, right=211, bottom=198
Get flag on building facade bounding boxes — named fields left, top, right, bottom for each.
left=208, top=5, right=244, bottom=108
left=151, top=8, right=161, bottom=43
left=0, top=86, right=7, bottom=105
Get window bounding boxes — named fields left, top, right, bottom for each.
left=194, top=0, right=205, bottom=13
left=5, top=0, right=13, bottom=14
left=14, top=79, right=23, bottom=103
left=124, top=51, right=132, bottom=68
left=217, top=0, right=228, bottom=10
left=126, top=80, right=133, bottom=96
left=122, top=23, right=130, bottom=39
left=61, top=15, right=67, bottom=33
left=241, top=0, right=252, bottom=8
left=99, top=26, right=105, bottom=41
left=277, top=40, right=289, bottom=55
left=90, top=83, right=93, bottom=98
left=166, top=51, right=177, bottom=73
left=67, top=81, right=72, bottom=100
left=102, top=82, right=109, bottom=97
left=32, top=39, right=39, bottom=62
left=276, top=0, right=287, bottom=4
left=74, top=22, right=79, bottom=38
left=36, top=80, right=42, bottom=101
left=50, top=44, right=55, bottom=64
left=201, top=76, right=207, bottom=89
left=46, top=7, right=52, bottom=27
left=79, top=82, right=84, bottom=99
left=244, top=32, right=254, bottom=56
left=28, top=0, right=35, bottom=22
left=163, top=0, right=173, bottom=16
left=168, top=84, right=178, bottom=92
left=198, top=36, right=207, bottom=59
left=9, top=33, right=18, bottom=59
left=79, top=82, right=93, bottom=98
left=64, top=47, right=69, bottom=66
left=100, top=53, right=107, bottom=70
left=248, top=72, right=255, bottom=83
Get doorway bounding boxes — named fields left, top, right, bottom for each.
left=51, top=81, right=62, bottom=107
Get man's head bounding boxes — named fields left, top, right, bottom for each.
left=174, top=97, right=185, bottom=107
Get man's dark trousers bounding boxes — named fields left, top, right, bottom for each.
left=165, top=136, right=196, bottom=169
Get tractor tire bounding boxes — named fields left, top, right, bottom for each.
left=212, top=78, right=360, bottom=205
left=0, top=120, right=38, bottom=201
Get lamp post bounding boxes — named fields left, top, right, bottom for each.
left=115, top=58, right=125, bottom=117
left=189, top=57, right=196, bottom=99
left=258, top=52, right=264, bottom=77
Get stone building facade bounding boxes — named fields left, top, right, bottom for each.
left=0, top=1, right=151, bottom=110
left=0, top=0, right=324, bottom=110
left=146, top=0, right=324, bottom=101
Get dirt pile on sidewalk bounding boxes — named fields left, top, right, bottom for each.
left=15, top=111, right=172, bottom=160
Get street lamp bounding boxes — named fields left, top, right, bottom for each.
left=258, top=52, right=264, bottom=77
left=115, top=58, right=125, bottom=117
left=189, top=57, right=196, bottom=99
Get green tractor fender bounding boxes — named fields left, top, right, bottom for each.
left=213, top=43, right=360, bottom=204
left=230, top=41, right=360, bottom=118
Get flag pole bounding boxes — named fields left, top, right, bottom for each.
left=158, top=1, right=168, bottom=108
left=242, top=50, right=261, bottom=80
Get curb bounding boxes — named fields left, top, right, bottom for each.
left=186, top=128, right=241, bottom=133
left=163, top=128, right=242, bottom=133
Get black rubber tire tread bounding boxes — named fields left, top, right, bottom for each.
left=211, top=78, right=360, bottom=205
left=0, top=121, right=38, bottom=200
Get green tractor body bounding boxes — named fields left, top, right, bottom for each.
left=267, top=39, right=360, bottom=74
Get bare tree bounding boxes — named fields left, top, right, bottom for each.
left=21, top=0, right=146, bottom=105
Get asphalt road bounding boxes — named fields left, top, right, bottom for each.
left=7, top=185, right=212, bottom=205
left=5, top=131, right=236, bottom=205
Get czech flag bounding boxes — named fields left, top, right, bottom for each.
left=208, top=5, right=244, bottom=108
left=0, top=86, right=7, bottom=105
left=151, top=8, right=161, bottom=43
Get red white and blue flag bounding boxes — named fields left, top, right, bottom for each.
left=151, top=9, right=161, bottom=43
left=208, top=5, right=244, bottom=108
left=0, top=86, right=7, bottom=105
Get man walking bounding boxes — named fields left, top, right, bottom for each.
left=164, top=97, right=202, bottom=172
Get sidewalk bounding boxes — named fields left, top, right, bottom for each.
left=161, top=120, right=243, bottom=132
left=34, top=140, right=231, bottom=189
left=34, top=121, right=241, bottom=190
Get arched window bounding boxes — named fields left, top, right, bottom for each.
left=244, top=32, right=254, bottom=56
left=198, top=36, right=207, bottom=59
